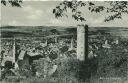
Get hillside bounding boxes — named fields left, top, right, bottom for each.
left=0, top=26, right=77, bottom=38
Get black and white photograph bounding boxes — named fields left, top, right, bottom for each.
left=0, top=0, right=128, bottom=83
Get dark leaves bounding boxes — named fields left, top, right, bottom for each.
left=72, top=12, right=86, bottom=22
left=53, top=6, right=65, bottom=18
left=78, top=1, right=86, bottom=7
left=105, top=1, right=128, bottom=21
left=53, top=1, right=128, bottom=22
left=79, top=17, right=86, bottom=22
left=53, top=9, right=56, bottom=14
left=107, top=1, right=128, bottom=13
left=53, top=1, right=86, bottom=22
left=1, top=0, right=6, bottom=6
left=72, top=8, right=76, bottom=12
left=105, top=13, right=122, bottom=22
left=1, top=0, right=22, bottom=7
left=89, top=5, right=105, bottom=13
left=89, top=2, right=95, bottom=6
left=9, top=1, right=21, bottom=7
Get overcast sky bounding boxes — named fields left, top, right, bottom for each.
left=1, top=1, right=128, bottom=27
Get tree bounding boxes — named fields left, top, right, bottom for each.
left=1, top=0, right=22, bottom=7
left=53, top=1, right=128, bottom=22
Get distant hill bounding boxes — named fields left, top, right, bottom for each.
left=1, top=26, right=128, bottom=38
left=89, top=27, right=128, bottom=38
left=0, top=26, right=77, bottom=38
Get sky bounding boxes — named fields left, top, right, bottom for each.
left=1, top=1, right=128, bottom=27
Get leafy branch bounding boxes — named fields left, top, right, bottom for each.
left=53, top=1, right=128, bottom=22
left=1, top=0, right=22, bottom=7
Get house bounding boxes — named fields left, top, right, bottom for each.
left=102, top=40, right=111, bottom=48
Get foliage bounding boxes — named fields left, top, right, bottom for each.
left=53, top=1, right=128, bottom=22
left=53, top=1, right=86, bottom=21
left=104, top=1, right=128, bottom=21
left=1, top=0, right=22, bottom=7
left=32, top=58, right=53, bottom=77
left=18, top=65, right=32, bottom=77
